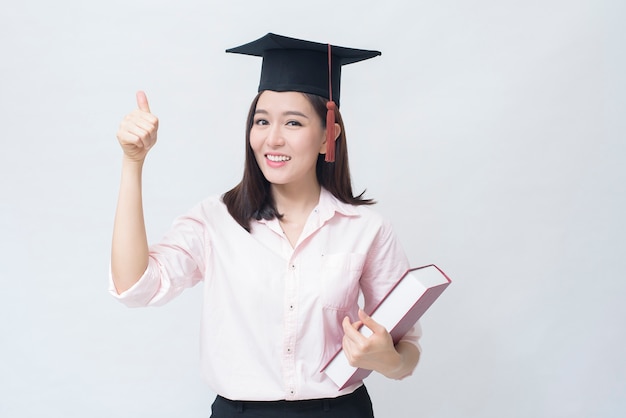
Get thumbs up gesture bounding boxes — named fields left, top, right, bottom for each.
left=116, top=91, right=159, bottom=162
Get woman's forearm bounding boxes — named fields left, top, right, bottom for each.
left=110, top=158, right=149, bottom=293
left=381, top=341, right=421, bottom=380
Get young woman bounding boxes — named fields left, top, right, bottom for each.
left=111, top=33, right=421, bottom=418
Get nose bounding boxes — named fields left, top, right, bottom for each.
left=266, top=125, right=285, bottom=147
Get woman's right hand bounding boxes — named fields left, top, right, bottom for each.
left=116, top=91, right=159, bottom=162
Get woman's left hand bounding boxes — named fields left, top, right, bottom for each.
left=341, top=309, right=404, bottom=379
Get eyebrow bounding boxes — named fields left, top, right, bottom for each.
left=254, top=109, right=309, bottom=118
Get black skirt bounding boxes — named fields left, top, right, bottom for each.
left=210, top=385, right=375, bottom=417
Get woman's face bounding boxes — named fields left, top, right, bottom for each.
left=250, top=91, right=327, bottom=189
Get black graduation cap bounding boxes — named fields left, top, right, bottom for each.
left=225, top=33, right=381, bottom=109
left=226, top=33, right=381, bottom=162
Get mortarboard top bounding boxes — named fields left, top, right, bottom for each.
left=225, top=33, right=381, bottom=109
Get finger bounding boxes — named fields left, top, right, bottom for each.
left=136, top=90, right=151, bottom=113
left=129, top=118, right=158, bottom=135
left=342, top=314, right=362, bottom=329
left=120, top=112, right=157, bottom=133
left=122, top=111, right=159, bottom=133
left=358, top=309, right=386, bottom=334
left=117, top=130, right=146, bottom=147
left=128, top=127, right=156, bottom=149
left=118, top=121, right=153, bottom=144
left=342, top=316, right=365, bottom=343
left=342, top=316, right=352, bottom=332
left=342, top=316, right=357, bottom=338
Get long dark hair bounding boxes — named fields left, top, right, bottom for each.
left=222, top=91, right=374, bottom=231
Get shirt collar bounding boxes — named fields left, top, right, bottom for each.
left=255, top=187, right=360, bottom=227
left=316, top=187, right=360, bottom=222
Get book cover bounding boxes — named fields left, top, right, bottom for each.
left=321, top=264, right=451, bottom=390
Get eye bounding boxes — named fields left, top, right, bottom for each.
left=286, top=120, right=302, bottom=127
left=254, top=118, right=269, bottom=126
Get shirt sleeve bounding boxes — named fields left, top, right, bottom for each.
left=360, top=218, right=422, bottom=351
left=398, top=322, right=422, bottom=353
left=108, top=204, right=208, bottom=307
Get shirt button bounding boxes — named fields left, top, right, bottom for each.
left=289, top=304, right=294, bottom=310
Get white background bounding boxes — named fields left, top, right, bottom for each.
left=1, top=1, right=624, bottom=417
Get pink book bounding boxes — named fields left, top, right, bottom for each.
left=321, top=264, right=451, bottom=390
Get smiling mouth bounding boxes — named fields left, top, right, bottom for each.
left=266, top=154, right=291, bottom=162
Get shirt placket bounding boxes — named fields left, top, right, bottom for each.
left=271, top=209, right=328, bottom=400
left=283, top=255, right=299, bottom=399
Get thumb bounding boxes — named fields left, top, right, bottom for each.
left=136, top=90, right=151, bottom=113
left=358, top=309, right=384, bottom=334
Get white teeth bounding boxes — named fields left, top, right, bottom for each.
left=267, top=154, right=291, bottom=162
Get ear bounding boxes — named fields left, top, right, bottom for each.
left=333, top=122, right=342, bottom=141
left=319, top=123, right=342, bottom=154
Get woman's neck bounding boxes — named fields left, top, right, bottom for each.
left=272, top=181, right=322, bottom=219
left=271, top=182, right=321, bottom=248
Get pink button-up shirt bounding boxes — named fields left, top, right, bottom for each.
left=110, top=188, right=421, bottom=401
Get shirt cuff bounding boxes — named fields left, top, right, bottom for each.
left=108, top=260, right=163, bottom=307
left=398, top=321, right=423, bottom=353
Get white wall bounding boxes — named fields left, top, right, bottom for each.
left=1, top=1, right=624, bottom=417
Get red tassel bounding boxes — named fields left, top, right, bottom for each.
left=325, top=101, right=336, bottom=162
left=325, top=43, right=336, bottom=163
